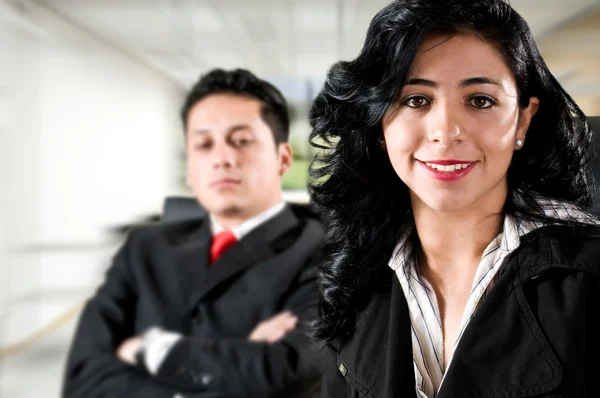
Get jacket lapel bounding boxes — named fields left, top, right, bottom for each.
left=187, top=205, right=300, bottom=308
left=338, top=271, right=416, bottom=398
left=164, top=219, right=212, bottom=308
left=438, top=258, right=562, bottom=397
left=439, top=225, right=600, bottom=396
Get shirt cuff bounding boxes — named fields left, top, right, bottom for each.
left=141, top=327, right=183, bottom=375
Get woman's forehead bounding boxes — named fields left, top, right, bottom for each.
left=405, top=34, right=516, bottom=88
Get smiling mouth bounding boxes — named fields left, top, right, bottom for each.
left=423, top=162, right=473, bottom=172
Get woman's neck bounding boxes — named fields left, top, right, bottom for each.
left=412, top=191, right=506, bottom=288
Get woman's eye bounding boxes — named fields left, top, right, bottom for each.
left=404, top=96, right=431, bottom=108
left=469, top=96, right=496, bottom=109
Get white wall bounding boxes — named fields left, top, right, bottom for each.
left=0, top=15, right=45, bottom=347
left=1, top=3, right=185, bottom=346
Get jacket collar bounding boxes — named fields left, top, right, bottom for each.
left=510, top=224, right=600, bottom=280
left=165, top=205, right=301, bottom=309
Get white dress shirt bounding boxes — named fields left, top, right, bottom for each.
left=210, top=201, right=286, bottom=240
left=388, top=198, right=595, bottom=398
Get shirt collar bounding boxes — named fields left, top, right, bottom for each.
left=388, top=196, right=593, bottom=273
left=210, top=201, right=286, bottom=240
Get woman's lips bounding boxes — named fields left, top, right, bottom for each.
left=418, top=160, right=476, bottom=181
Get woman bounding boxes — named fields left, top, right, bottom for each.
left=309, top=0, right=600, bottom=396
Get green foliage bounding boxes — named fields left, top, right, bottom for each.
left=282, top=159, right=310, bottom=190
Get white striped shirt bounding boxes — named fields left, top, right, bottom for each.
left=388, top=198, right=595, bottom=398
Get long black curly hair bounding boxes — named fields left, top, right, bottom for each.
left=308, top=0, right=595, bottom=346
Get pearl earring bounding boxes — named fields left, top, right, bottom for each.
left=516, top=139, right=523, bottom=148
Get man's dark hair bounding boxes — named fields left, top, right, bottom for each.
left=181, top=68, right=290, bottom=144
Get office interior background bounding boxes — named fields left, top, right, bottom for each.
left=1, top=0, right=599, bottom=396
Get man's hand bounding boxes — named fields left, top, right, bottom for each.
left=116, top=336, right=143, bottom=365
left=248, top=311, right=298, bottom=344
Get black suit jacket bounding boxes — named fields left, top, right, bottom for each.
left=62, top=205, right=324, bottom=398
left=322, top=225, right=600, bottom=397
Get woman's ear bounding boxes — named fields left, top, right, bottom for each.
left=516, top=96, right=540, bottom=144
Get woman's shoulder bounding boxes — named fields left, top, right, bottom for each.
left=518, top=223, right=600, bottom=274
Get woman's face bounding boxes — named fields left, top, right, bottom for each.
left=383, top=34, right=539, bottom=214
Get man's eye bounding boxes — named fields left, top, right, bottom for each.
left=194, top=142, right=211, bottom=150
left=403, top=96, right=431, bottom=108
left=233, top=138, right=252, bottom=147
left=469, top=96, right=496, bottom=109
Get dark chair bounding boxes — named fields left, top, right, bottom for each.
left=162, top=196, right=206, bottom=224
left=587, top=116, right=600, bottom=216
left=588, top=116, right=600, bottom=179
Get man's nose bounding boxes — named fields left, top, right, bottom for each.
left=211, top=142, right=237, bottom=169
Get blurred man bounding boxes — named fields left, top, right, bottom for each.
left=62, top=69, right=323, bottom=398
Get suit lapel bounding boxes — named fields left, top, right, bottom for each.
left=188, top=205, right=300, bottom=308
left=164, top=220, right=212, bottom=308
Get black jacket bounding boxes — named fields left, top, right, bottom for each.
left=62, top=205, right=323, bottom=398
left=322, top=224, right=600, bottom=397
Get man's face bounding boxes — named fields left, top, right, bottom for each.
left=186, top=94, right=292, bottom=221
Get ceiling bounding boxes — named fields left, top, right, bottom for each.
left=6, top=0, right=600, bottom=106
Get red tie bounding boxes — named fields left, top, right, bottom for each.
left=210, top=230, right=237, bottom=264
